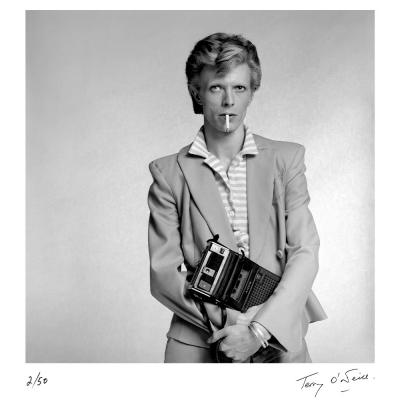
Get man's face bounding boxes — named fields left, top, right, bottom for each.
left=195, top=63, right=254, bottom=135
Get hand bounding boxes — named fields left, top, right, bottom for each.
left=208, top=324, right=261, bottom=362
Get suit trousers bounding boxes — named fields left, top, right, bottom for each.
left=164, top=337, right=312, bottom=363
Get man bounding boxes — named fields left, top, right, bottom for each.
left=148, top=32, right=327, bottom=363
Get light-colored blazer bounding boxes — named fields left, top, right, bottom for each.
left=148, top=134, right=327, bottom=353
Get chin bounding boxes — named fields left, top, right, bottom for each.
left=220, top=127, right=232, bottom=135
left=223, top=125, right=238, bottom=134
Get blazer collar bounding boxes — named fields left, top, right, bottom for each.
left=177, top=134, right=275, bottom=261
left=177, top=148, right=238, bottom=249
left=247, top=136, right=275, bottom=262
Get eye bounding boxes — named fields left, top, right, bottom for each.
left=209, top=85, right=222, bottom=92
left=235, top=85, right=246, bottom=92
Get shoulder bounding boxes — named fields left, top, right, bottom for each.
left=149, top=152, right=178, bottom=173
left=253, top=134, right=305, bottom=167
left=253, top=134, right=304, bottom=157
left=148, top=144, right=191, bottom=181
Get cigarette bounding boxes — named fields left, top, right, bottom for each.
left=225, top=114, right=229, bottom=132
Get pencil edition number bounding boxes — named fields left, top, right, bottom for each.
left=26, top=372, right=48, bottom=388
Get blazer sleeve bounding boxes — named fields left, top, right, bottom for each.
left=148, top=160, right=220, bottom=333
left=252, top=145, right=320, bottom=353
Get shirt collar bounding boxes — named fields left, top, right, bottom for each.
left=188, top=125, right=259, bottom=158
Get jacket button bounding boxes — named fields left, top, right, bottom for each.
left=276, top=249, right=284, bottom=259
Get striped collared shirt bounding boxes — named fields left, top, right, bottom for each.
left=188, top=126, right=259, bottom=257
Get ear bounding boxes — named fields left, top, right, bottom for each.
left=248, top=89, right=255, bottom=105
left=189, top=84, right=202, bottom=105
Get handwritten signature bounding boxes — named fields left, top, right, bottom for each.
left=296, top=369, right=370, bottom=397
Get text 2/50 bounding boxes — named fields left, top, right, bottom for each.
left=26, top=372, right=48, bottom=388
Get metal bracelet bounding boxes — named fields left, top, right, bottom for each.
left=249, top=323, right=268, bottom=348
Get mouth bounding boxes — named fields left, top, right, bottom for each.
left=222, top=114, right=233, bottom=132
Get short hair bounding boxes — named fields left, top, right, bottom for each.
left=185, top=32, right=262, bottom=114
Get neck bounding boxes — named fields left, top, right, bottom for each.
left=203, top=122, right=246, bottom=162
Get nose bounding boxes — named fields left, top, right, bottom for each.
left=222, top=88, right=234, bottom=107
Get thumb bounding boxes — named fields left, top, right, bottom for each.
left=207, top=326, right=230, bottom=343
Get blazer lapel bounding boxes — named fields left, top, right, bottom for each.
left=177, top=149, right=238, bottom=250
left=247, top=138, right=275, bottom=263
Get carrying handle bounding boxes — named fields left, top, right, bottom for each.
left=207, top=234, right=220, bottom=244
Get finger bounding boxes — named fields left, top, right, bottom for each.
left=224, top=350, right=234, bottom=359
left=218, top=340, right=227, bottom=352
left=208, top=328, right=228, bottom=344
left=246, top=305, right=262, bottom=313
left=236, top=314, right=250, bottom=325
left=234, top=356, right=249, bottom=363
left=207, top=326, right=230, bottom=343
left=244, top=305, right=261, bottom=319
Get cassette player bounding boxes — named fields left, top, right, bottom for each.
left=188, top=236, right=281, bottom=313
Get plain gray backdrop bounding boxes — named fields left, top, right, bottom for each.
left=26, top=10, right=374, bottom=362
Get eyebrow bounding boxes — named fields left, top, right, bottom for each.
left=208, top=81, right=248, bottom=86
